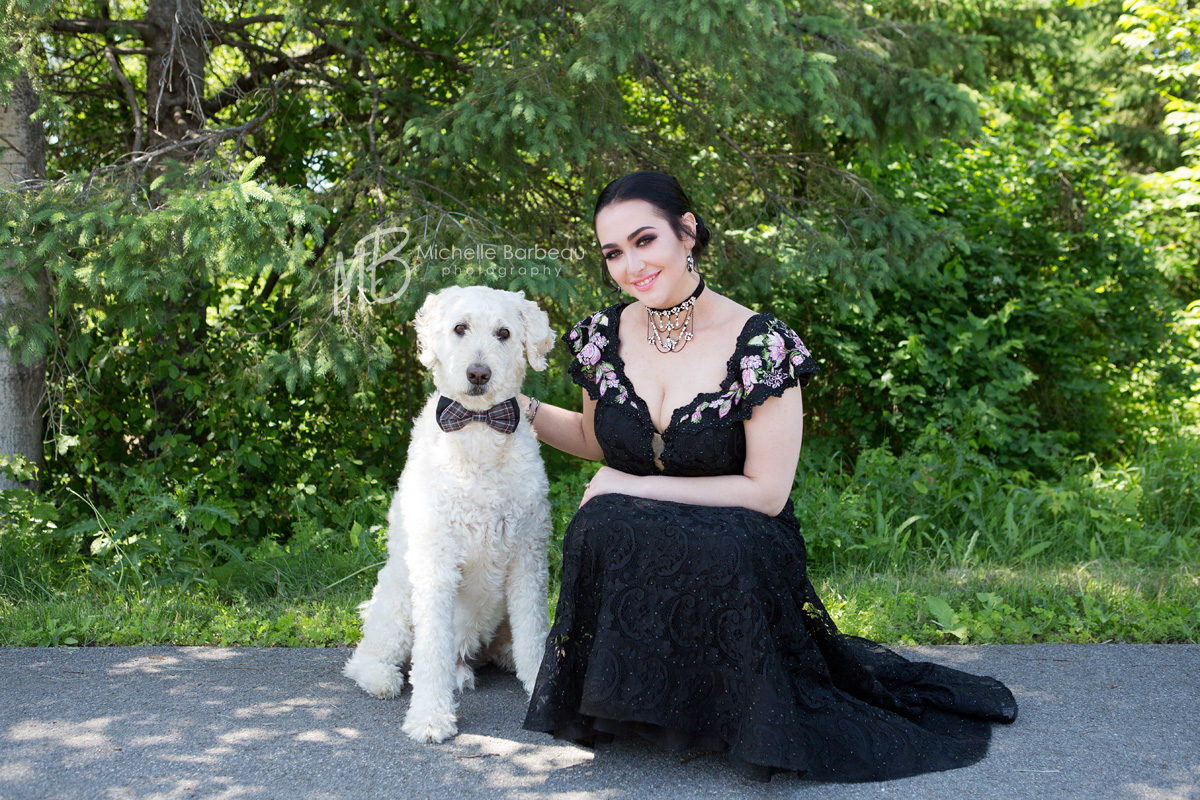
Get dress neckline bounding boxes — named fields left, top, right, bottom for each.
left=607, top=302, right=766, bottom=436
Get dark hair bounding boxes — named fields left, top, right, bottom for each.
left=593, top=172, right=712, bottom=288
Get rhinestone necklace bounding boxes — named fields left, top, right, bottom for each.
left=645, top=275, right=705, bottom=353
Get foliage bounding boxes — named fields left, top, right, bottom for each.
left=5, top=441, right=1199, bottom=644
left=5, top=560, right=1195, bottom=646
left=793, top=417, right=1200, bottom=572
left=0, top=0, right=1003, bottom=564
left=1115, top=0, right=1200, bottom=148
left=0, top=0, right=1198, bottom=625
left=1114, top=0, right=1200, bottom=297
left=0, top=0, right=54, bottom=100
left=0, top=160, right=409, bottom=552
left=812, top=84, right=1189, bottom=465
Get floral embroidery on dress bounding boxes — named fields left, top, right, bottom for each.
left=567, top=310, right=629, bottom=404
left=686, top=316, right=813, bottom=424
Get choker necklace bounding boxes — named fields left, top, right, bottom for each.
left=646, top=275, right=704, bottom=353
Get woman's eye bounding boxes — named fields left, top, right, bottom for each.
left=454, top=323, right=468, bottom=335
left=603, top=249, right=620, bottom=261
left=636, top=235, right=656, bottom=247
left=496, top=328, right=510, bottom=341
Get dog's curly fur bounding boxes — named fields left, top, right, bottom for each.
left=343, top=286, right=555, bottom=743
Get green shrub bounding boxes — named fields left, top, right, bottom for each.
left=794, top=418, right=1200, bottom=572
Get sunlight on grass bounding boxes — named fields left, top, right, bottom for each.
left=818, top=561, right=1200, bottom=645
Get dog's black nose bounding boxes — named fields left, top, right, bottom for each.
left=466, top=364, right=491, bottom=386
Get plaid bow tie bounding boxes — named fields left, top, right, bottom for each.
left=436, top=396, right=521, bottom=434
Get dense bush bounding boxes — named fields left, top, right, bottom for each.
left=1, top=0, right=1198, bottom=594
left=778, top=84, right=1190, bottom=468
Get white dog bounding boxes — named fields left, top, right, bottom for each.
left=343, top=285, right=555, bottom=743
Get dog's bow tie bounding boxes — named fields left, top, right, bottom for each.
left=436, top=396, right=520, bottom=434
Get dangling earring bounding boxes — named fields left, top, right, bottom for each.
left=686, top=252, right=695, bottom=272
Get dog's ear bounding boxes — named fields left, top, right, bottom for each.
left=519, top=296, right=555, bottom=372
left=413, top=291, right=443, bottom=369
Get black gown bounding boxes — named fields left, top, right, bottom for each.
left=523, top=303, right=1018, bottom=782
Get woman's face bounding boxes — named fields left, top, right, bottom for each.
left=595, top=199, right=697, bottom=307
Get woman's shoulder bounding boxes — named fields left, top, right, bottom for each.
left=731, top=310, right=818, bottom=390
left=704, top=309, right=819, bottom=418
left=562, top=301, right=631, bottom=403
left=563, top=301, right=628, bottom=353
left=735, top=310, right=809, bottom=349
left=674, top=306, right=820, bottom=427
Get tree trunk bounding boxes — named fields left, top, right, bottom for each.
left=139, top=0, right=212, bottom=448
left=0, top=70, right=47, bottom=491
left=144, top=0, right=208, bottom=153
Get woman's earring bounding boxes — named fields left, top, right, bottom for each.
left=686, top=252, right=695, bottom=272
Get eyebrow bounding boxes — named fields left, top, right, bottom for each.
left=600, top=225, right=657, bottom=250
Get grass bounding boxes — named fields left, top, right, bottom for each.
left=2, top=417, right=1198, bottom=648
left=817, top=560, right=1199, bottom=645
left=0, top=586, right=364, bottom=647
left=1, top=559, right=1194, bottom=647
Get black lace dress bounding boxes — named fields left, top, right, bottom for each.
left=523, top=304, right=1018, bottom=782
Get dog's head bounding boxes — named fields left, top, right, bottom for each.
left=413, top=286, right=555, bottom=409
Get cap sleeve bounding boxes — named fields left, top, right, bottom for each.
left=562, top=304, right=629, bottom=404
left=682, top=314, right=819, bottom=427
left=741, top=314, right=820, bottom=401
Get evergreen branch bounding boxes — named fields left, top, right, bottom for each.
left=363, top=60, right=385, bottom=184
left=397, top=175, right=514, bottom=239
left=205, top=14, right=290, bottom=30
left=49, top=18, right=152, bottom=37
left=637, top=52, right=818, bottom=236
left=24, top=107, right=277, bottom=190
left=210, top=33, right=291, bottom=62
left=206, top=15, right=356, bottom=32
left=103, top=44, right=144, bottom=154
left=264, top=16, right=465, bottom=74
left=255, top=189, right=356, bottom=308
left=304, top=194, right=355, bottom=272
left=255, top=268, right=282, bottom=306
left=374, top=22, right=468, bottom=73
left=201, top=43, right=337, bottom=117
left=203, top=7, right=460, bottom=75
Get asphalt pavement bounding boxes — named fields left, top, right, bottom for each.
left=1, top=644, right=1197, bottom=800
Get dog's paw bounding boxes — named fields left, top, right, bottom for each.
left=455, top=659, right=475, bottom=692
left=401, top=710, right=458, bottom=743
left=343, top=657, right=405, bottom=699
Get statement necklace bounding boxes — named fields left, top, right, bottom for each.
left=646, top=274, right=705, bottom=353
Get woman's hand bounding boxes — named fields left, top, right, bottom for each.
left=579, top=465, right=631, bottom=507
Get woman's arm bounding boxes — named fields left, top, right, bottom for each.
left=578, top=385, right=804, bottom=517
left=520, top=391, right=605, bottom=462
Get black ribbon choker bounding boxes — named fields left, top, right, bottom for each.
left=646, top=274, right=705, bottom=313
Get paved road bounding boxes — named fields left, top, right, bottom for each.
left=1, top=644, right=1197, bottom=800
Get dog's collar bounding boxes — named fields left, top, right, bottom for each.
left=436, top=396, right=521, bottom=434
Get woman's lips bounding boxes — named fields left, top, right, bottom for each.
left=632, top=272, right=658, bottom=292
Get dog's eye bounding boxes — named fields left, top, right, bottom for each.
left=496, top=328, right=510, bottom=341
left=454, top=323, right=468, bottom=336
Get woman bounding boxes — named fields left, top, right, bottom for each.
left=519, top=172, right=1017, bottom=782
